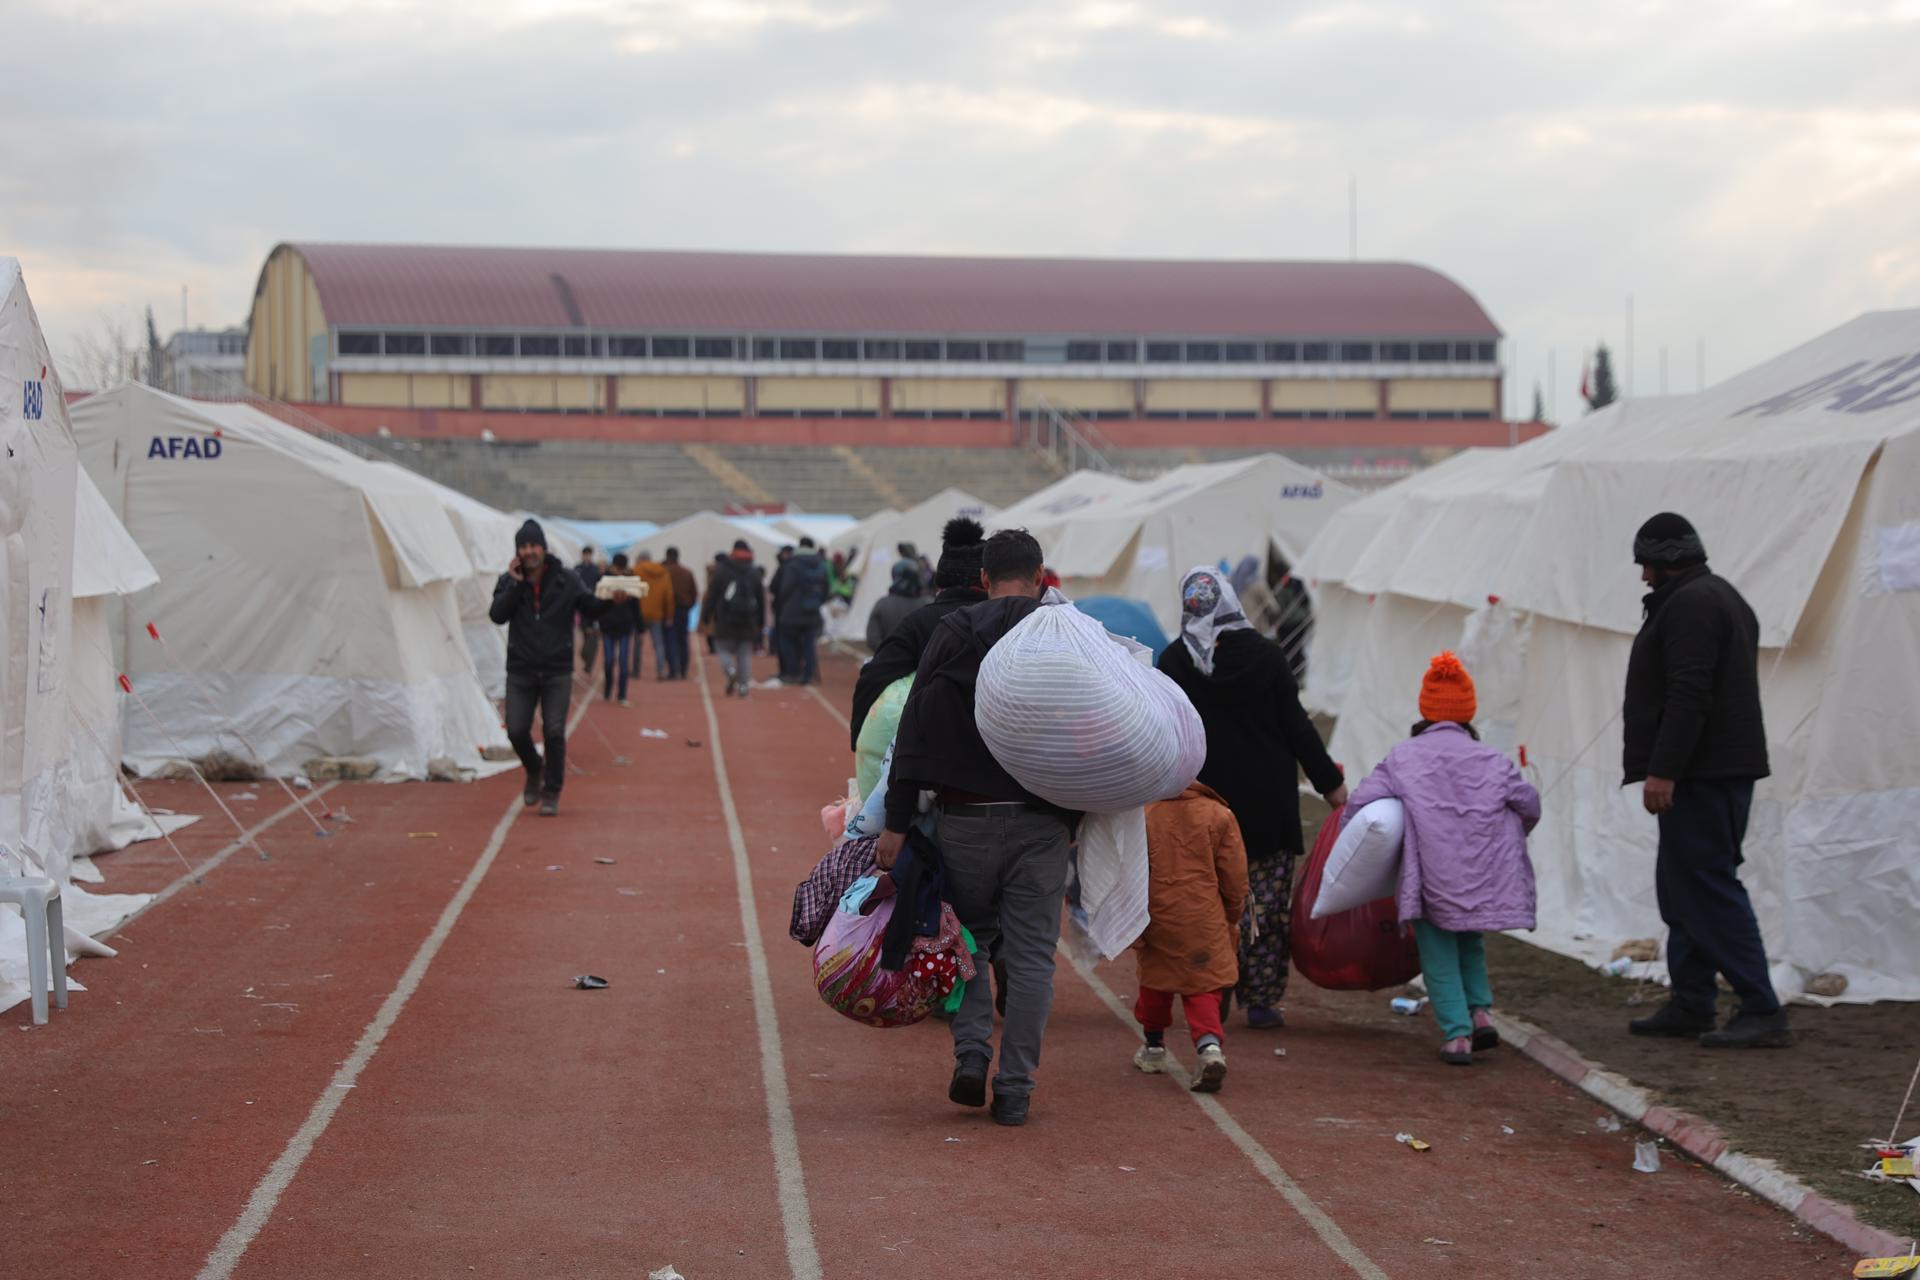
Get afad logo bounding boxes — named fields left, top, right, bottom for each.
left=1280, top=483, right=1324, bottom=499
left=148, top=434, right=223, bottom=459
left=22, top=364, right=45, bottom=420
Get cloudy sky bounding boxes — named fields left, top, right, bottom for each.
left=4, top=0, right=1918, bottom=419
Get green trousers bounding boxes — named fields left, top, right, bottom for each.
left=1414, top=920, right=1492, bottom=1041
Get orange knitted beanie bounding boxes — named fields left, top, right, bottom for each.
left=1419, top=651, right=1478, bottom=724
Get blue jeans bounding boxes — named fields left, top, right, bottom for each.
left=667, top=607, right=693, bottom=677
left=601, top=633, right=632, bottom=701
left=646, top=620, right=669, bottom=678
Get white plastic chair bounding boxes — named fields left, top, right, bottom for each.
left=0, top=875, right=67, bottom=1025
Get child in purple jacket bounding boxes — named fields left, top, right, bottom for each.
left=1344, top=652, right=1541, bottom=1065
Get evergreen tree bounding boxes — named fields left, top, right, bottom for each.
left=145, top=306, right=164, bottom=387
left=1588, top=343, right=1619, bottom=410
left=1531, top=383, right=1547, bottom=423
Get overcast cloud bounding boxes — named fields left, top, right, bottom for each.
left=4, top=0, right=1918, bottom=420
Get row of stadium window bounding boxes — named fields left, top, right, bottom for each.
left=333, top=332, right=1500, bottom=366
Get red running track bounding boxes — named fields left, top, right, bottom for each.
left=7, top=650, right=1846, bottom=1277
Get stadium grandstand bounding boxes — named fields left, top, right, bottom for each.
left=243, top=244, right=1547, bottom=518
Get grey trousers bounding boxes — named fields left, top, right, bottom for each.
left=940, top=806, right=1072, bottom=1099
left=717, top=637, right=755, bottom=686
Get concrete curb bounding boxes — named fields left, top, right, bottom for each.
left=1488, top=1009, right=1911, bottom=1259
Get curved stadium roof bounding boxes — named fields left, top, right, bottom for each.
left=270, top=244, right=1501, bottom=339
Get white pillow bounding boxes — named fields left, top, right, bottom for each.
left=1311, top=798, right=1405, bottom=919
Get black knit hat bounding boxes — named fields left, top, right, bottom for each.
left=934, top=517, right=987, bottom=589
left=515, top=518, right=547, bottom=550
left=1634, top=512, right=1707, bottom=567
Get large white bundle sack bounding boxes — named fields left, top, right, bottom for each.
left=975, top=602, right=1206, bottom=813
left=1311, top=798, right=1406, bottom=919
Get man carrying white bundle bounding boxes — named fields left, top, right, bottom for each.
left=875, top=528, right=1070, bottom=1128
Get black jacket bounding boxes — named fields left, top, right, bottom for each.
left=849, top=587, right=988, bottom=749
left=491, top=561, right=612, bottom=675
left=774, top=552, right=831, bottom=627
left=884, top=595, right=1052, bottom=833
left=1157, top=630, right=1343, bottom=859
left=1622, top=566, right=1770, bottom=784
left=708, top=558, right=767, bottom=644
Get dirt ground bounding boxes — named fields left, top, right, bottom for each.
left=1476, top=933, right=1920, bottom=1239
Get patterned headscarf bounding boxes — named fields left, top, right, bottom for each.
left=1179, top=566, right=1255, bottom=676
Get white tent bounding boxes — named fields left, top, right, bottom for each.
left=1019, top=456, right=1355, bottom=633
left=1, top=260, right=159, bottom=1014
left=991, top=469, right=1143, bottom=528
left=64, top=468, right=169, bottom=869
left=829, top=488, right=995, bottom=641
left=645, top=510, right=787, bottom=582
left=71, top=384, right=510, bottom=779
left=372, top=462, right=528, bottom=702
left=1302, top=311, right=1920, bottom=1001
left=0, top=258, right=80, bottom=876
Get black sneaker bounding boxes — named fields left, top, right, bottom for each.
left=1700, top=1007, right=1794, bottom=1049
left=522, top=777, right=541, bottom=808
left=989, top=1093, right=1029, bottom=1127
left=538, top=794, right=559, bottom=817
left=1629, top=1002, right=1716, bottom=1038
left=949, top=1055, right=988, bottom=1108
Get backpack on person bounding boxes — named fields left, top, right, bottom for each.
left=718, top=564, right=760, bottom=627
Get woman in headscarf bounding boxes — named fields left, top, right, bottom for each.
left=1156, top=566, right=1347, bottom=1029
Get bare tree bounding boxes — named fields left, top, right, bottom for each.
left=60, top=310, right=144, bottom=392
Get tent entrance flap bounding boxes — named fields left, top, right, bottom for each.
left=360, top=491, right=471, bottom=589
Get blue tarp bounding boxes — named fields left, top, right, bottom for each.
left=1076, top=596, right=1171, bottom=655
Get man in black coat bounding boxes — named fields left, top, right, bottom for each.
left=848, top=517, right=988, bottom=749
left=489, top=520, right=627, bottom=816
left=875, top=529, right=1068, bottom=1129
left=775, top=537, right=831, bottom=685
left=1622, top=512, right=1791, bottom=1048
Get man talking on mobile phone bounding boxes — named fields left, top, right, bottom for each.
left=490, top=519, right=628, bottom=817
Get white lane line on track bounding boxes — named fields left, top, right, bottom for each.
left=698, top=655, right=824, bottom=1280
left=111, top=783, right=342, bottom=935
left=1063, top=949, right=1391, bottom=1280
left=803, top=683, right=851, bottom=732
left=195, top=696, right=591, bottom=1280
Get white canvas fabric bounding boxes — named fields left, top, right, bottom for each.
left=645, top=510, right=787, bottom=582
left=71, top=384, right=509, bottom=779
left=1016, top=456, right=1355, bottom=635
left=1302, top=310, right=1920, bottom=1000
left=974, top=601, right=1205, bottom=813
left=829, top=488, right=995, bottom=642
left=0, top=260, right=166, bottom=1013
left=0, top=258, right=80, bottom=878
left=1312, top=799, right=1404, bottom=919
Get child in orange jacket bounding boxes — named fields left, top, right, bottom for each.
left=1132, top=781, right=1249, bottom=1092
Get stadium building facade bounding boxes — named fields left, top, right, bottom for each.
left=245, top=244, right=1510, bottom=429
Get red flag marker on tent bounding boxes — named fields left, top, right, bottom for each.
left=119, top=672, right=272, bottom=861
left=141, top=621, right=334, bottom=830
